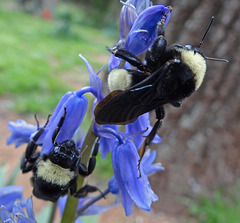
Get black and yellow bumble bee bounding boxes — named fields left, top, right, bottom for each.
left=94, top=9, right=227, bottom=168
left=21, top=107, right=99, bottom=202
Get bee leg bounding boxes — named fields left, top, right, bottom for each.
left=107, top=47, right=147, bottom=72
left=170, top=100, right=182, bottom=107
left=86, top=141, right=99, bottom=176
left=21, top=153, right=40, bottom=173
left=74, top=185, right=103, bottom=199
left=79, top=141, right=99, bottom=176
left=21, top=115, right=51, bottom=173
left=138, top=106, right=165, bottom=177
left=52, top=107, right=67, bottom=145
left=145, top=7, right=172, bottom=71
left=146, top=35, right=167, bottom=70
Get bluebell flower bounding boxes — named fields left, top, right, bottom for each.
left=141, top=149, right=164, bottom=175
left=0, top=185, right=24, bottom=212
left=125, top=113, right=161, bottom=149
left=0, top=196, right=37, bottom=223
left=35, top=90, right=88, bottom=155
left=119, top=0, right=151, bottom=41
left=7, top=120, right=38, bottom=147
left=112, top=139, right=158, bottom=216
left=125, top=5, right=171, bottom=55
left=79, top=54, right=104, bottom=102
left=98, top=127, right=159, bottom=216
left=119, top=1, right=138, bottom=41
left=109, top=1, right=171, bottom=69
left=94, top=123, right=118, bottom=159
left=108, top=149, right=164, bottom=194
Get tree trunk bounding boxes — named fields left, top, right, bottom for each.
left=151, top=0, right=240, bottom=216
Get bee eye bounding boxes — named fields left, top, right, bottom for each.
left=185, top=45, right=194, bottom=50
left=53, top=146, right=60, bottom=155
left=70, top=154, right=75, bottom=160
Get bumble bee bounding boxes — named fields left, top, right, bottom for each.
left=94, top=10, right=227, bottom=167
left=21, top=107, right=99, bottom=202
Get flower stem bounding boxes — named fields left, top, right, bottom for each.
left=61, top=120, right=98, bottom=223
left=60, top=177, right=84, bottom=223
left=80, top=120, right=98, bottom=167
left=48, top=202, right=57, bottom=223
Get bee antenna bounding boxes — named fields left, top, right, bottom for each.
left=34, top=113, right=40, bottom=130
left=198, top=16, right=215, bottom=49
left=205, top=56, right=229, bottom=63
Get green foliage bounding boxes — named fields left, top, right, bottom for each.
left=185, top=185, right=240, bottom=223
left=0, top=7, right=113, bottom=113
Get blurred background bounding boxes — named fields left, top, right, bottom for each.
left=0, top=0, right=239, bottom=222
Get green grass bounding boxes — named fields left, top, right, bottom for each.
left=0, top=5, right=115, bottom=113
left=185, top=185, right=240, bottom=223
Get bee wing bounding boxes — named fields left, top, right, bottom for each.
left=94, top=62, right=177, bottom=125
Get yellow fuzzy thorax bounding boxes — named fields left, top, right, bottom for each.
left=181, top=50, right=207, bottom=90
left=37, top=159, right=75, bottom=186
left=108, top=69, right=132, bottom=91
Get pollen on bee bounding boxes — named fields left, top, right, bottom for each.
left=108, top=69, right=132, bottom=92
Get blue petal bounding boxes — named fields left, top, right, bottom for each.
left=119, top=2, right=138, bottom=40
left=125, top=113, right=161, bottom=148
left=141, top=150, right=164, bottom=175
left=108, top=176, right=119, bottom=195
left=0, top=186, right=24, bottom=212
left=12, top=200, right=25, bottom=218
left=25, top=197, right=36, bottom=222
left=7, top=120, right=38, bottom=147
left=118, top=140, right=153, bottom=211
left=74, top=217, right=83, bottom=223
left=125, top=5, right=171, bottom=55
left=40, top=91, right=88, bottom=154
left=97, top=125, right=118, bottom=159
left=32, top=91, right=74, bottom=145
left=131, top=0, right=151, bottom=15
left=111, top=141, right=134, bottom=216
left=15, top=214, right=35, bottom=223
left=73, top=127, right=86, bottom=148
left=125, top=113, right=149, bottom=148
left=79, top=54, right=104, bottom=102
left=119, top=0, right=151, bottom=40
left=0, top=206, right=14, bottom=222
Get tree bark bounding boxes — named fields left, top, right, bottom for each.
left=151, top=0, right=240, bottom=216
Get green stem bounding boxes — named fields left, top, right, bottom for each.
left=48, top=202, right=57, bottom=223
left=61, top=120, right=98, bottom=223
left=80, top=120, right=98, bottom=168
left=61, top=177, right=84, bottom=223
